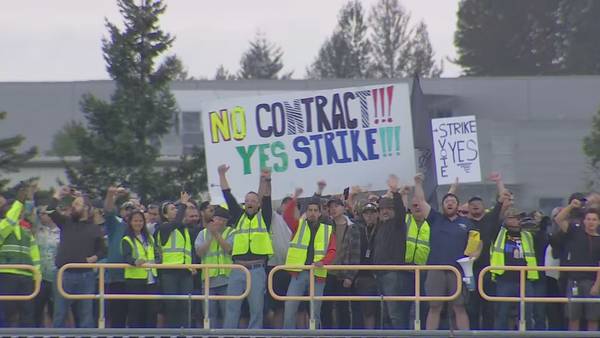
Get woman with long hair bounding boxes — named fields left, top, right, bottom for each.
left=121, top=210, right=158, bottom=328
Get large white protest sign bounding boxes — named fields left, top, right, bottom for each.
left=175, top=84, right=415, bottom=203
left=431, top=115, right=481, bottom=185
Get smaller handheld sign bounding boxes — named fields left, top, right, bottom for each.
left=431, top=115, right=481, bottom=185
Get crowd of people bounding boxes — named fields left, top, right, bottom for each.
left=0, top=166, right=600, bottom=332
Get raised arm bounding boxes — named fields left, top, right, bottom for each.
left=387, top=175, right=407, bottom=226
left=47, top=186, right=71, bottom=228
left=413, top=173, right=432, bottom=218
left=218, top=165, right=243, bottom=220
left=448, top=177, right=459, bottom=195
left=315, top=180, right=327, bottom=197
left=489, top=171, right=507, bottom=195
left=259, top=168, right=272, bottom=230
left=555, top=199, right=582, bottom=233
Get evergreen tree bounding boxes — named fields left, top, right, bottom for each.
left=584, top=107, right=600, bottom=170
left=407, top=21, right=443, bottom=78
left=214, top=64, right=236, bottom=80
left=0, top=111, right=37, bottom=190
left=238, top=33, right=290, bottom=79
left=556, top=0, right=600, bottom=74
left=307, top=0, right=371, bottom=79
left=46, top=120, right=86, bottom=157
left=67, top=0, right=204, bottom=202
left=369, top=0, right=412, bottom=78
left=455, top=0, right=562, bottom=75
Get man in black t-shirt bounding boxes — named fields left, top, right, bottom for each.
left=555, top=199, right=600, bottom=331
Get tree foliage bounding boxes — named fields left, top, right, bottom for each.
left=67, top=0, right=205, bottom=202
left=238, top=33, right=290, bottom=79
left=46, top=120, right=86, bottom=157
left=0, top=111, right=37, bottom=190
left=455, top=0, right=600, bottom=76
left=307, top=0, right=371, bottom=79
left=369, top=0, right=412, bottom=78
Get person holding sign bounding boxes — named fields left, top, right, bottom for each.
left=414, top=173, right=479, bottom=331
left=219, top=165, right=273, bottom=329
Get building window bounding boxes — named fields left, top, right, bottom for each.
left=181, top=111, right=203, bottom=152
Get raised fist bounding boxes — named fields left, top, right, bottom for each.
left=414, top=173, right=425, bottom=184
left=317, top=180, right=327, bottom=189
left=217, top=164, right=229, bottom=175
left=260, top=168, right=272, bottom=180
left=387, top=175, right=399, bottom=191
left=293, top=187, right=304, bottom=198
left=488, top=172, right=502, bottom=183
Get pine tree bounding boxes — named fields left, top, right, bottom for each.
left=238, top=33, right=290, bottom=79
left=407, top=21, right=443, bottom=78
left=67, top=0, right=204, bottom=202
left=307, top=0, right=371, bottom=79
left=214, top=65, right=236, bottom=80
left=0, top=111, right=37, bottom=190
left=46, top=120, right=86, bottom=157
left=556, top=0, right=600, bottom=74
left=368, top=0, right=412, bottom=78
left=455, top=0, right=561, bottom=75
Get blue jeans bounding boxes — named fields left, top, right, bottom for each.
left=53, top=270, right=95, bottom=328
left=494, top=278, right=534, bottom=330
left=160, top=269, right=193, bottom=328
left=223, top=265, right=265, bottom=329
left=376, top=271, right=406, bottom=329
left=283, top=271, right=326, bottom=329
left=203, top=284, right=228, bottom=328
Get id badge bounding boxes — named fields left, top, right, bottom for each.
left=365, top=249, right=371, bottom=258
left=572, top=284, right=579, bottom=297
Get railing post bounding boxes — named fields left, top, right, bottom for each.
left=519, top=268, right=526, bottom=331
left=203, top=266, right=211, bottom=329
left=309, top=266, right=316, bottom=330
left=98, top=266, right=106, bottom=329
left=414, top=267, right=421, bottom=331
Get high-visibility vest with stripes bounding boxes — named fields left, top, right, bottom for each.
left=285, top=220, right=332, bottom=278
left=490, top=228, right=539, bottom=280
left=405, top=214, right=431, bottom=265
left=231, top=211, right=273, bottom=256
left=121, top=235, right=157, bottom=280
left=158, top=227, right=192, bottom=264
left=201, top=227, right=234, bottom=279
left=0, top=200, right=40, bottom=277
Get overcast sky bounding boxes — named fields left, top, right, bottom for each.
left=0, top=0, right=461, bottom=82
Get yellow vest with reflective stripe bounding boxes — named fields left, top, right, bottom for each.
left=0, top=201, right=40, bottom=277
left=201, top=227, right=234, bottom=279
left=122, top=236, right=157, bottom=279
left=159, top=227, right=192, bottom=264
left=405, top=214, right=430, bottom=265
left=490, top=228, right=539, bottom=280
left=231, top=211, right=273, bottom=256
left=285, top=220, right=332, bottom=278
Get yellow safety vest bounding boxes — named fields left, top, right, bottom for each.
left=158, top=227, right=192, bottom=264
left=0, top=201, right=40, bottom=277
left=231, top=211, right=273, bottom=256
left=285, top=220, right=332, bottom=278
left=122, top=235, right=157, bottom=280
left=405, top=214, right=430, bottom=265
left=201, top=227, right=234, bottom=279
left=490, top=228, right=539, bottom=280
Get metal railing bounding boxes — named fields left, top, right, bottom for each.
left=56, top=262, right=251, bottom=329
left=479, top=265, right=600, bottom=331
left=268, top=264, right=462, bottom=330
left=0, top=264, right=42, bottom=300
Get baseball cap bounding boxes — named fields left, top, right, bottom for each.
left=362, top=202, right=379, bottom=212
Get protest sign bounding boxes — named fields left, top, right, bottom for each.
left=431, top=115, right=481, bottom=185
left=176, top=83, right=415, bottom=203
